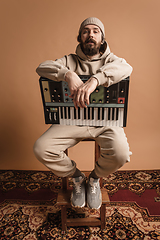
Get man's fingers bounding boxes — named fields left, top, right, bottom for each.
left=76, top=89, right=87, bottom=108
left=84, top=92, right=90, bottom=106
left=72, top=88, right=90, bottom=108
left=69, top=80, right=95, bottom=108
left=77, top=94, right=89, bottom=108
left=79, top=91, right=90, bottom=108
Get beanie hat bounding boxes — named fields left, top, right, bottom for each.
left=79, top=17, right=105, bottom=37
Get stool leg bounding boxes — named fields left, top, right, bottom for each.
left=95, top=142, right=103, bottom=188
left=62, top=177, right=68, bottom=190
left=100, top=204, right=106, bottom=229
left=61, top=205, right=67, bottom=232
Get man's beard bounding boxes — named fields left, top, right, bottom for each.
left=81, top=38, right=101, bottom=56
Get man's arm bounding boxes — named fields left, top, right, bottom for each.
left=36, top=58, right=93, bottom=109
left=36, top=58, right=70, bottom=81
left=65, top=71, right=98, bottom=109
left=92, top=54, right=133, bottom=87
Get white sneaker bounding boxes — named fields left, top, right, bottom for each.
left=87, top=178, right=102, bottom=209
left=71, top=173, right=86, bottom=208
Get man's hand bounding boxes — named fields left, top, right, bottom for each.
left=65, top=71, right=98, bottom=109
left=73, top=77, right=98, bottom=108
left=65, top=71, right=83, bottom=103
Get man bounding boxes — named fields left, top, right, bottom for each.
left=34, top=17, right=133, bottom=209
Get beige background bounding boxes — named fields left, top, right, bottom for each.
left=0, top=0, right=160, bottom=171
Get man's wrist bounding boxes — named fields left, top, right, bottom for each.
left=64, top=70, right=71, bottom=82
left=90, top=77, right=99, bottom=87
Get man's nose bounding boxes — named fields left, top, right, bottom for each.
left=89, top=31, right=94, bottom=37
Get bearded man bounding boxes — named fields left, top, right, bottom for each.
left=34, top=17, right=133, bottom=209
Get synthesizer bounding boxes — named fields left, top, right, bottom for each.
left=39, top=75, right=130, bottom=127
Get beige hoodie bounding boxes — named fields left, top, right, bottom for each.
left=36, top=42, right=132, bottom=87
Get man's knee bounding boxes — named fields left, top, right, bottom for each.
left=33, top=137, right=65, bottom=164
left=110, top=128, right=130, bottom=163
left=114, top=131, right=130, bottom=166
left=99, top=127, right=131, bottom=170
left=101, top=146, right=129, bottom=168
left=115, top=150, right=130, bottom=168
left=33, top=138, right=46, bottom=161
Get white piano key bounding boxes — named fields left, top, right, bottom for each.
left=76, top=108, right=80, bottom=126
left=99, top=108, right=103, bottom=126
left=116, top=108, right=119, bottom=127
left=82, top=108, right=86, bottom=126
left=59, top=107, right=63, bottom=125
left=119, top=108, right=124, bottom=127
left=92, top=108, right=97, bottom=126
left=113, top=108, right=116, bottom=127
left=70, top=107, right=74, bottom=125
left=73, top=108, right=77, bottom=126
left=85, top=107, right=89, bottom=126
left=61, top=107, right=65, bottom=125
left=113, top=108, right=117, bottom=127
left=66, top=107, right=69, bottom=125
left=89, top=107, right=93, bottom=126
left=103, top=108, right=107, bottom=126
left=91, top=108, right=94, bottom=126
left=80, top=108, right=83, bottom=126
left=93, top=108, right=96, bottom=126
left=96, top=108, right=101, bottom=126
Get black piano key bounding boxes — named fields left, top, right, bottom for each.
left=92, top=108, right=94, bottom=120
left=112, top=108, right=115, bottom=120
left=88, top=107, right=90, bottom=119
left=102, top=108, right=104, bottom=120
left=84, top=108, right=86, bottom=119
left=108, top=108, right=110, bottom=120
left=68, top=107, right=71, bottom=119
left=74, top=108, right=76, bottom=119
left=78, top=107, right=80, bottom=119
left=64, top=107, right=67, bottom=119
left=60, top=107, right=63, bottom=118
left=98, top=108, right=101, bottom=120
left=116, top=108, right=119, bottom=120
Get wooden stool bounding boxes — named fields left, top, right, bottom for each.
left=56, top=140, right=110, bottom=232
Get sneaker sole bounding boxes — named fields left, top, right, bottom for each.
left=70, top=192, right=86, bottom=208
left=71, top=201, right=86, bottom=208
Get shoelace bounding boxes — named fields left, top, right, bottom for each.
left=74, top=182, right=82, bottom=193
left=73, top=177, right=84, bottom=194
left=90, top=181, right=99, bottom=194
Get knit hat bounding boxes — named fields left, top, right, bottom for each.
left=79, top=17, right=105, bottom=37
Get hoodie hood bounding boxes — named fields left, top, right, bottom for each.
left=75, top=41, right=110, bottom=61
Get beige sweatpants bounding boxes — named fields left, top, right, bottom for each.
left=33, top=125, right=131, bottom=178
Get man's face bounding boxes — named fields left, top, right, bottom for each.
left=80, top=24, right=102, bottom=56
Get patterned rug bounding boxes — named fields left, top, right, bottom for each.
left=0, top=170, right=160, bottom=239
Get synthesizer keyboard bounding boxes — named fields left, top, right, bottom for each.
left=39, top=75, right=129, bottom=127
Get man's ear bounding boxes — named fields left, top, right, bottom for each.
left=101, top=39, right=105, bottom=44
left=77, top=34, right=81, bottom=43
left=101, top=32, right=105, bottom=44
